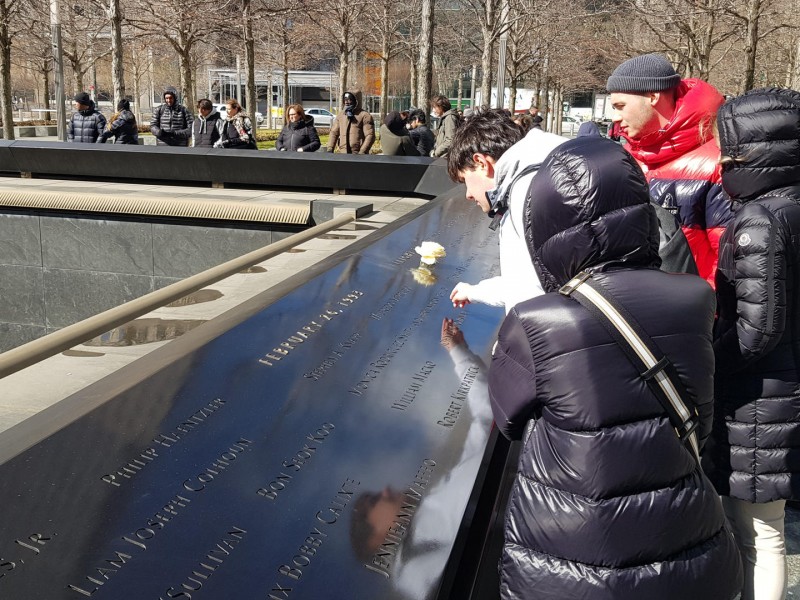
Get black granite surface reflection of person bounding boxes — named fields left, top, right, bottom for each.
left=349, top=318, right=492, bottom=598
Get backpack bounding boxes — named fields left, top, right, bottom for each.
left=651, top=202, right=698, bottom=275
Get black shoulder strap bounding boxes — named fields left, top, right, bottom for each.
left=559, top=271, right=701, bottom=464
left=488, top=161, right=542, bottom=231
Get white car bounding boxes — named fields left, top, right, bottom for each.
left=561, top=115, right=582, bottom=136
left=305, top=108, right=335, bottom=127
left=212, top=103, right=264, bottom=125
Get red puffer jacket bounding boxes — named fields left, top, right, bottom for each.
left=624, top=79, right=732, bottom=287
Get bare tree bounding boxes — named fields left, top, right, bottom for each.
left=309, top=0, right=367, bottom=100
left=417, top=0, right=434, bottom=113
left=364, top=0, right=406, bottom=119
left=128, top=0, right=226, bottom=109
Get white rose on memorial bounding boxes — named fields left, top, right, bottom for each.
left=414, top=241, right=446, bottom=265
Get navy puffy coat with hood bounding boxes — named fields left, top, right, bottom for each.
left=489, top=137, right=742, bottom=599
left=703, top=88, right=800, bottom=503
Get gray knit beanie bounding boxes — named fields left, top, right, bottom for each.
left=606, top=54, right=681, bottom=93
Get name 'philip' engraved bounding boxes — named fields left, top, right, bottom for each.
left=160, top=526, right=246, bottom=599
left=258, top=291, right=364, bottom=367
left=392, top=361, right=436, bottom=410
left=437, top=365, right=479, bottom=427
left=364, top=459, right=437, bottom=578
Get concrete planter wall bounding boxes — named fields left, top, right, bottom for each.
left=0, top=126, right=58, bottom=138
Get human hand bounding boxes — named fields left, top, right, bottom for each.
left=450, top=284, right=471, bottom=309
left=213, top=139, right=224, bottom=149
left=298, top=148, right=304, bottom=152
left=440, top=318, right=465, bottom=350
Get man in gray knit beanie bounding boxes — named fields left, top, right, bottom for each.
left=604, top=52, right=729, bottom=289
left=606, top=53, right=682, bottom=140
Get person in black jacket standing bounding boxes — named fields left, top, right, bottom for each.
left=68, top=92, right=106, bottom=143
left=275, top=104, right=320, bottom=152
left=214, top=99, right=257, bottom=150
left=150, top=86, right=192, bottom=146
left=489, top=136, right=741, bottom=599
left=704, top=88, right=800, bottom=600
left=407, top=109, right=434, bottom=156
left=191, top=99, right=223, bottom=148
left=98, top=99, right=138, bottom=144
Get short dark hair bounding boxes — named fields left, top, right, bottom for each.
left=447, top=107, right=524, bottom=182
left=197, top=98, right=212, bottom=110
left=431, top=95, right=451, bottom=112
left=409, top=109, right=426, bottom=124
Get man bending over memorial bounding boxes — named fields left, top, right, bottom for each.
left=448, top=108, right=567, bottom=313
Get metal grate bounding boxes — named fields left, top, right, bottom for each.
left=0, top=191, right=310, bottom=225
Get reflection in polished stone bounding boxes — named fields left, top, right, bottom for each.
left=165, top=289, right=224, bottom=307
left=84, top=317, right=206, bottom=346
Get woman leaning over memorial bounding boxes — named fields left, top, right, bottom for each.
left=488, top=136, right=742, bottom=599
left=214, top=99, right=257, bottom=150
left=275, top=104, right=320, bottom=152
left=702, top=88, right=800, bottom=600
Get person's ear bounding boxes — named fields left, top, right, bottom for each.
left=473, top=154, right=496, bottom=178
left=648, top=91, right=660, bottom=107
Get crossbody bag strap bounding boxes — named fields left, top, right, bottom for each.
left=559, top=271, right=701, bottom=464
left=487, top=162, right=543, bottom=231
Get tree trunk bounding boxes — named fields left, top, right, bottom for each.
left=416, top=0, right=434, bottom=115
left=0, top=4, right=13, bottom=140
left=132, top=47, right=141, bottom=125
left=791, top=37, right=800, bottom=89
left=43, top=61, right=51, bottom=121
left=457, top=72, right=463, bottom=111
left=740, top=0, right=761, bottom=92
left=338, top=27, right=349, bottom=102
left=509, top=78, right=517, bottom=113
left=409, top=50, right=418, bottom=108
left=179, top=47, right=195, bottom=109
left=479, top=32, right=493, bottom=108
left=243, top=0, right=256, bottom=116
left=109, top=0, right=125, bottom=105
left=380, top=39, right=389, bottom=120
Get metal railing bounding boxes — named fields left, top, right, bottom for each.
left=0, top=212, right=355, bottom=379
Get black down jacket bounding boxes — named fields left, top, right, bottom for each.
left=489, top=137, right=742, bottom=600
left=703, top=88, right=800, bottom=503
left=275, top=115, right=320, bottom=152
left=150, top=87, right=192, bottom=147
left=68, top=104, right=106, bottom=143
left=98, top=109, right=138, bottom=145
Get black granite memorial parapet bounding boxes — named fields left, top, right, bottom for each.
left=0, top=192, right=506, bottom=599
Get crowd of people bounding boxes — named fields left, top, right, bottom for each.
left=66, top=87, right=471, bottom=157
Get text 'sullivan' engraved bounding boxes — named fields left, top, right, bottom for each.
left=437, top=365, right=479, bottom=427
left=257, top=423, right=335, bottom=501
left=267, top=478, right=360, bottom=599
left=258, top=291, right=364, bottom=367
left=364, top=459, right=437, bottom=578
left=159, top=526, right=246, bottom=599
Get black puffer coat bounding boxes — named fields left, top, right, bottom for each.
left=68, top=104, right=106, bottom=143
left=489, top=137, right=742, bottom=599
left=275, top=115, right=320, bottom=152
left=150, top=87, right=192, bottom=147
left=703, top=88, right=800, bottom=503
left=98, top=109, right=138, bottom=144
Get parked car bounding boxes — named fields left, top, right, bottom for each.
left=561, top=115, right=582, bottom=136
left=305, top=107, right=335, bottom=127
left=212, top=103, right=264, bottom=125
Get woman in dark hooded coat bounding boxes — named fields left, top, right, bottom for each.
left=488, top=136, right=742, bottom=599
left=703, top=87, right=800, bottom=600
left=275, top=104, right=320, bottom=152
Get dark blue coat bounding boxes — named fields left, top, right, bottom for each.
left=489, top=137, right=742, bottom=599
left=98, top=109, right=138, bottom=145
left=704, top=88, right=800, bottom=503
